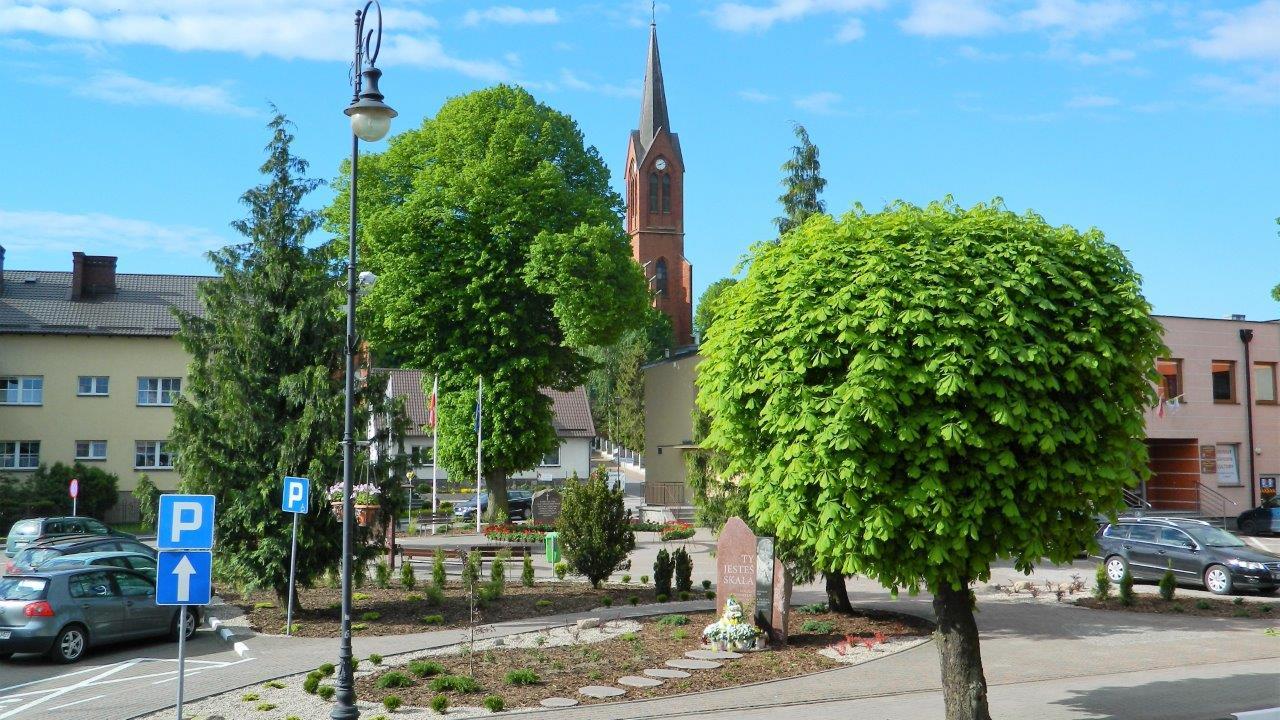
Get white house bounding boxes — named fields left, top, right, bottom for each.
left=381, top=369, right=595, bottom=486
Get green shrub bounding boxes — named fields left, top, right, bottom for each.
left=401, top=561, right=417, bottom=590
left=641, top=574, right=649, bottom=584
left=484, top=694, right=506, bottom=712
left=1171, top=604, right=1185, bottom=613
left=673, top=547, right=693, bottom=593
left=1234, top=596, right=1245, bottom=606
left=241, top=692, right=260, bottom=701
left=1158, top=568, right=1176, bottom=601
left=361, top=611, right=382, bottom=622
left=420, top=614, right=445, bottom=625
left=462, top=551, right=481, bottom=590
left=1094, top=563, right=1111, bottom=600
left=797, top=602, right=827, bottom=614
left=654, top=549, right=674, bottom=598
left=1195, top=599, right=1211, bottom=610
left=602, top=596, right=613, bottom=607
left=409, top=660, right=445, bottom=677
left=375, top=561, right=391, bottom=589
left=657, top=614, right=690, bottom=626
left=382, top=695, right=403, bottom=711
left=318, top=685, right=336, bottom=700
left=504, top=668, right=540, bottom=686
left=318, top=662, right=336, bottom=676
left=678, top=591, right=690, bottom=601
left=554, top=561, right=568, bottom=580
left=705, top=590, right=716, bottom=600
left=629, top=595, right=639, bottom=605
left=256, top=702, right=276, bottom=711
left=1234, top=608, right=1251, bottom=618
left=429, top=675, right=481, bottom=693
left=478, top=585, right=499, bottom=602
left=327, top=601, right=342, bottom=611
left=522, top=553, right=535, bottom=587
left=433, top=549, right=447, bottom=589
left=425, top=585, right=444, bottom=606
left=672, top=628, right=689, bottom=640
left=303, top=673, right=321, bottom=694
left=656, top=593, right=668, bottom=603
left=354, top=592, right=370, bottom=602
left=252, top=601, right=276, bottom=610
left=620, top=631, right=639, bottom=642
left=801, top=619, right=836, bottom=634
left=132, top=474, right=160, bottom=532
left=535, top=599, right=553, bottom=609
left=1118, top=569, right=1134, bottom=606
left=352, top=623, right=368, bottom=631
left=368, top=653, right=383, bottom=666
left=280, top=622, right=300, bottom=634
left=558, top=469, right=636, bottom=587
left=406, top=592, right=423, bottom=602
left=491, top=555, right=506, bottom=588
left=264, top=680, right=286, bottom=689
left=702, top=579, right=712, bottom=590
left=622, top=574, right=632, bottom=583
left=430, top=695, right=449, bottom=713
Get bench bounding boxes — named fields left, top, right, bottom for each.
left=407, top=513, right=454, bottom=534
left=399, top=543, right=535, bottom=565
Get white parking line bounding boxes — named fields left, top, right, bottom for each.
left=0, top=659, right=140, bottom=719
left=47, top=694, right=105, bottom=711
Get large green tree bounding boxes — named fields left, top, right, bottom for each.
left=584, top=307, right=672, bottom=451
left=774, top=124, right=827, bottom=236
left=172, top=113, right=396, bottom=603
left=329, top=85, right=649, bottom=519
left=697, top=200, right=1164, bottom=720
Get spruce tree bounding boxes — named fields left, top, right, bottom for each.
left=171, top=112, right=377, bottom=604
left=774, top=124, right=828, bottom=236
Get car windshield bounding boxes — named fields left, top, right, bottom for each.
left=17, top=548, right=60, bottom=567
left=10, top=520, right=39, bottom=536
left=0, top=577, right=48, bottom=600
left=1184, top=525, right=1246, bottom=548
left=41, top=557, right=85, bottom=568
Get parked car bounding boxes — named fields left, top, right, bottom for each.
left=39, top=552, right=158, bottom=581
left=1237, top=497, right=1280, bottom=536
left=5, top=517, right=133, bottom=558
left=1093, top=517, right=1280, bottom=595
left=6, top=535, right=156, bottom=575
left=453, top=491, right=534, bottom=521
left=0, top=566, right=197, bottom=663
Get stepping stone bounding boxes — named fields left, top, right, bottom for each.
left=618, top=675, right=664, bottom=688
left=643, top=668, right=690, bottom=679
left=540, top=697, right=580, bottom=708
left=579, top=685, right=627, bottom=699
left=665, top=658, right=722, bottom=670
left=686, top=649, right=743, bottom=660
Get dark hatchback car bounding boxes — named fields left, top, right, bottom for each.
left=0, top=567, right=197, bottom=663
left=6, top=535, right=156, bottom=575
left=1237, top=497, right=1280, bottom=536
left=1094, top=517, right=1280, bottom=595
left=5, top=516, right=133, bottom=558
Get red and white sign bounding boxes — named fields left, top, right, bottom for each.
left=69, top=479, right=79, bottom=499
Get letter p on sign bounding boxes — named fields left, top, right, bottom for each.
left=281, top=476, right=310, bottom=514
left=157, top=494, right=216, bottom=550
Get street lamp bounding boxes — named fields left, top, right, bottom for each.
left=335, top=3, right=395, bottom=719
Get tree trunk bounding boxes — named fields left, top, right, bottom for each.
left=485, top=470, right=510, bottom=522
left=932, top=584, right=992, bottom=720
left=824, top=572, right=855, bottom=614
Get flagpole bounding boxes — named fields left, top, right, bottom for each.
left=476, top=376, right=483, bottom=534
left=431, top=374, right=439, bottom=535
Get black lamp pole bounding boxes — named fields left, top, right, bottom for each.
left=335, top=4, right=396, bottom=719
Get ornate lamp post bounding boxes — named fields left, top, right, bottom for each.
left=334, top=3, right=396, bottom=719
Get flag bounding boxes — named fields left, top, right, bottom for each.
left=474, top=385, right=482, bottom=434
left=426, top=376, right=438, bottom=429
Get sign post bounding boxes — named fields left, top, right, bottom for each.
left=156, top=494, right=216, bottom=720
left=281, top=476, right=310, bottom=637
left=69, top=478, right=79, bottom=517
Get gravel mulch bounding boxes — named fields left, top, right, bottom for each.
left=1076, top=594, right=1277, bottom=619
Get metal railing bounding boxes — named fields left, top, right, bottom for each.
left=1196, top=483, right=1240, bottom=529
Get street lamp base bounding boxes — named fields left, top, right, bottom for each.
left=331, top=703, right=361, bottom=720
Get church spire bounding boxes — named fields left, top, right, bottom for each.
left=637, top=22, right=670, bottom=154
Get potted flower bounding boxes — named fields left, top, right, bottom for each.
left=700, top=596, right=763, bottom=652
left=329, top=482, right=383, bottom=527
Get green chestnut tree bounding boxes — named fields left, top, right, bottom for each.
left=326, top=86, right=649, bottom=520
left=696, top=199, right=1164, bottom=720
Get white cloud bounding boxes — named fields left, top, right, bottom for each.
left=835, top=18, right=866, bottom=42
left=558, top=69, right=640, bottom=98
left=1065, top=93, right=1119, bottom=108
left=1017, top=0, right=1139, bottom=35
left=0, top=2, right=510, bottom=80
left=462, top=6, right=559, bottom=27
left=1074, top=47, right=1135, bottom=65
left=0, top=209, right=229, bottom=257
left=794, top=90, right=843, bottom=113
left=74, top=71, right=255, bottom=116
left=1191, top=0, right=1280, bottom=60
left=738, top=89, right=778, bottom=102
left=901, top=0, right=1005, bottom=37
left=1196, top=71, right=1280, bottom=105
left=957, top=44, right=1010, bottom=60
left=710, top=0, right=884, bottom=32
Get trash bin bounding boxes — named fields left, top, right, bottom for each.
left=545, top=531, right=561, bottom=564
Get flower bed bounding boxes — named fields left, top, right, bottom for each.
left=660, top=521, right=695, bottom=541
left=483, top=523, right=556, bottom=543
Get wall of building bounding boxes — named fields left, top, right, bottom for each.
left=642, top=353, right=700, bottom=506
left=397, top=437, right=592, bottom=486
left=0, top=333, right=189, bottom=497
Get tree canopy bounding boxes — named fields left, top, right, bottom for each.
left=774, top=124, right=827, bottom=236
left=327, top=85, right=649, bottom=518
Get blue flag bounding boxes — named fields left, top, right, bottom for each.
left=474, top=392, right=482, bottom=435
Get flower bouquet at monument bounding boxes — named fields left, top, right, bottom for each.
left=702, top=596, right=764, bottom=652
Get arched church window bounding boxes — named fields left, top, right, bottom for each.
left=654, top=258, right=668, bottom=297
left=648, top=173, right=660, bottom=213
left=661, top=174, right=671, bottom=213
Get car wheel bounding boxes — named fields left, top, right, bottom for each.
left=1257, top=586, right=1277, bottom=596
left=48, top=624, right=88, bottom=664
left=1105, top=555, right=1129, bottom=584
left=1203, top=564, right=1234, bottom=595
left=0, top=652, right=12, bottom=662
left=1239, top=518, right=1256, bottom=536
left=169, top=609, right=197, bottom=641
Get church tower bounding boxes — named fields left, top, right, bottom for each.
left=626, top=22, right=693, bottom=347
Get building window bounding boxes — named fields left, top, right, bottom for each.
left=77, top=376, right=109, bottom=396
left=135, top=441, right=174, bottom=469
left=0, top=441, right=40, bottom=469
left=410, top=446, right=434, bottom=467
left=1211, top=360, right=1236, bottom=403
left=1254, top=362, right=1277, bottom=404
left=648, top=172, right=659, bottom=213
left=540, top=446, right=561, bottom=467
left=661, top=174, right=671, bottom=213
left=1, top=376, right=43, bottom=405
left=1216, top=443, right=1240, bottom=486
left=75, top=441, right=107, bottom=460
left=137, top=377, right=181, bottom=406
left=654, top=258, right=668, bottom=297
left=1155, top=359, right=1182, bottom=401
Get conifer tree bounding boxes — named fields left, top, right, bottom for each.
left=774, top=124, right=828, bottom=236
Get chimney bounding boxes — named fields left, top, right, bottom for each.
left=71, top=252, right=118, bottom=300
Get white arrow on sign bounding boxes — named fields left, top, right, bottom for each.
left=173, top=555, right=196, bottom=603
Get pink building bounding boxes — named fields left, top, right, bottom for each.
left=1144, top=315, right=1278, bottom=520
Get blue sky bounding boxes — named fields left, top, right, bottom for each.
left=1, top=0, right=1278, bottom=319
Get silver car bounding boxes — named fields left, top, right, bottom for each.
left=40, top=552, right=158, bottom=581
left=0, top=567, right=197, bottom=663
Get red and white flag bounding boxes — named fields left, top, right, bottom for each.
left=426, top=375, right=438, bottom=429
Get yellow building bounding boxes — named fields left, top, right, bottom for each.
left=0, top=248, right=206, bottom=519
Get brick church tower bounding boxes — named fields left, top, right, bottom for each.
left=626, top=22, right=693, bottom=347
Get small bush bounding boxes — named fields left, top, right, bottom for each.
left=280, top=622, right=301, bottom=634
left=1234, top=608, right=1251, bottom=618
left=420, top=614, right=445, bottom=625
left=620, top=631, right=638, bottom=642
left=504, top=668, right=541, bottom=686
left=673, top=547, right=693, bottom=593
left=654, top=549, right=674, bottom=597
left=409, top=660, right=445, bottom=677
left=797, top=602, right=827, bottom=614
left=554, top=561, right=568, bottom=580
left=491, top=555, right=506, bottom=588
left=602, top=596, right=613, bottom=607
left=354, top=592, right=370, bottom=602
left=656, top=593, right=669, bottom=603
left=658, top=614, right=690, bottom=626
left=522, top=553, right=535, bottom=587
left=702, top=579, right=712, bottom=590
left=705, top=590, right=716, bottom=600
left=318, top=662, right=336, bottom=676
left=559, top=468, right=637, bottom=588
left=241, top=692, right=260, bottom=701
left=401, top=561, right=417, bottom=590
left=375, top=561, right=391, bottom=589
left=641, top=575, right=649, bottom=584
left=352, top=623, right=368, bottom=631
left=368, top=653, right=383, bottom=666
left=1196, top=599, right=1211, bottom=610
left=318, top=685, right=336, bottom=700
left=679, top=591, right=690, bottom=601
left=406, top=592, right=423, bottom=602
left=1118, top=569, right=1134, bottom=606
left=484, top=695, right=506, bottom=712
left=429, top=675, right=482, bottom=693
left=1094, top=563, right=1111, bottom=601
left=425, top=585, right=444, bottom=606
left=1234, top=596, right=1245, bottom=606
left=1171, top=604, right=1185, bottom=613
left=1263, top=605, right=1273, bottom=613
left=430, top=695, right=449, bottom=713
left=361, top=611, right=382, bottom=622
left=303, top=673, right=321, bottom=694
left=801, top=619, right=836, bottom=634
left=264, top=680, right=286, bottom=689
left=622, top=573, right=632, bottom=583
left=433, top=549, right=447, bottom=589
left=327, top=601, right=342, bottom=611
left=672, top=628, right=689, bottom=640
left=256, top=702, right=276, bottom=711
left=629, top=595, right=639, bottom=605
left=1159, top=569, right=1176, bottom=601
left=382, top=695, right=403, bottom=711
left=252, top=601, right=276, bottom=610
left=535, top=599, right=553, bottom=609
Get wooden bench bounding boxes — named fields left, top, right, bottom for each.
left=407, top=513, right=454, bottom=534
left=398, top=543, right=535, bottom=565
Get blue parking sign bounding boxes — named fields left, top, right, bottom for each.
left=156, top=551, right=213, bottom=606
left=281, top=476, right=310, bottom=514
left=157, top=494, right=216, bottom=550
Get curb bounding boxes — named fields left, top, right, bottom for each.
left=203, top=600, right=254, bottom=658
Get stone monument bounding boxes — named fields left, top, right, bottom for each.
left=531, top=488, right=563, bottom=524
left=715, top=517, right=788, bottom=644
